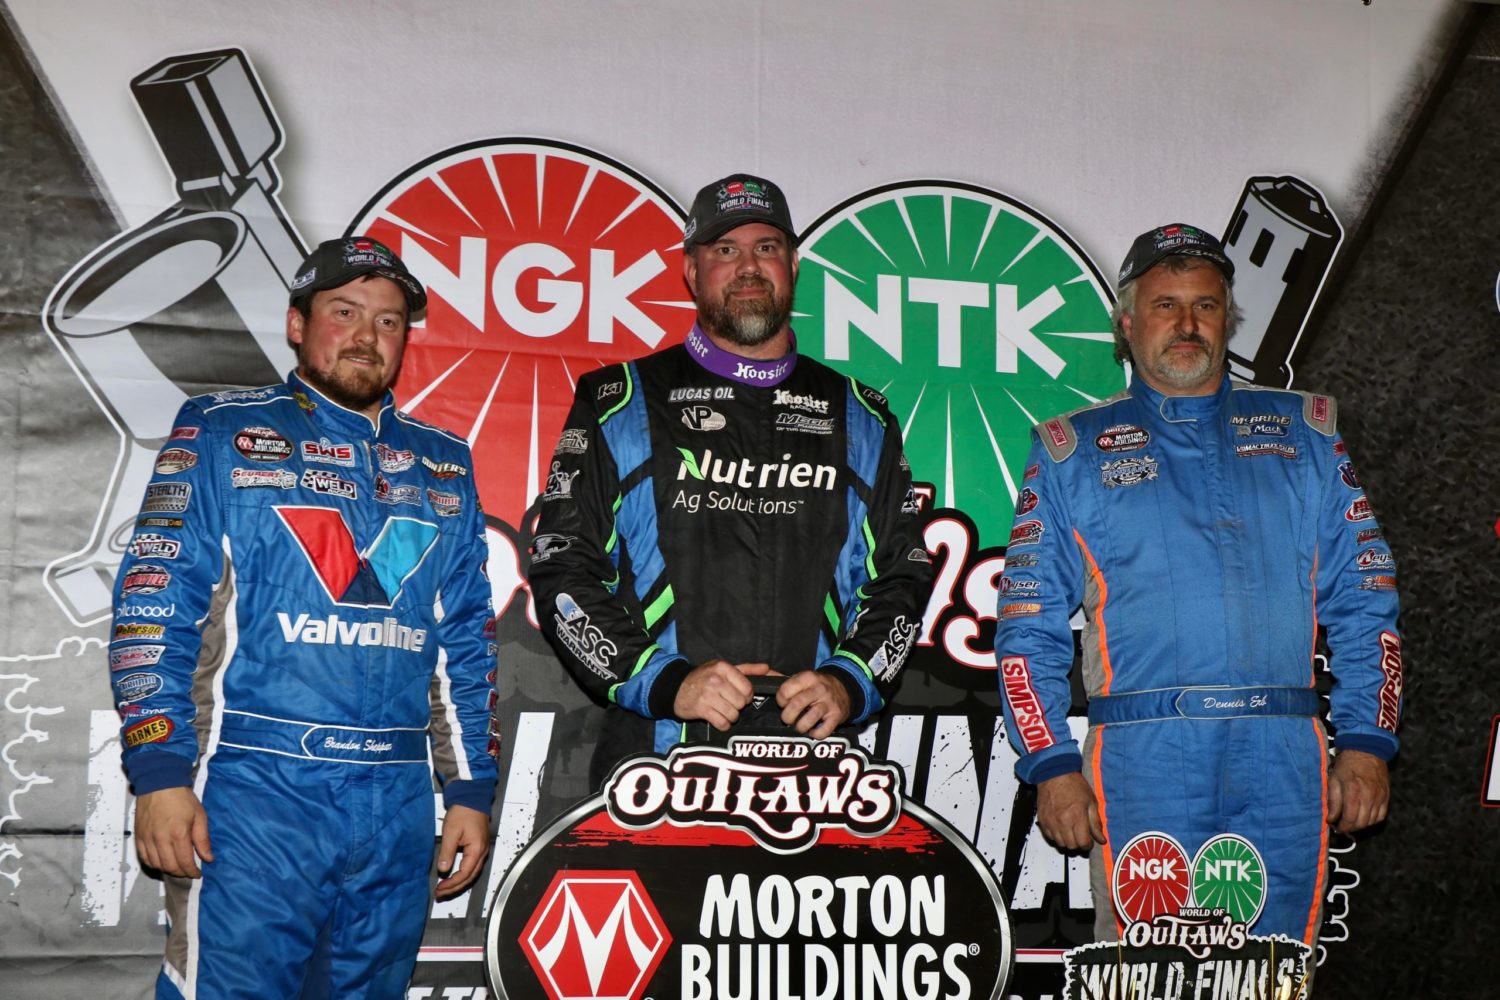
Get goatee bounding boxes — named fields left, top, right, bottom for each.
left=698, top=278, right=792, bottom=348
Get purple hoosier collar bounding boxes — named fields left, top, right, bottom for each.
left=684, top=324, right=798, bottom=387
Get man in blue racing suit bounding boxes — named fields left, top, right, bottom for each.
left=110, top=237, right=499, bottom=998
left=995, top=224, right=1403, bottom=952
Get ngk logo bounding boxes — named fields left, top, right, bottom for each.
left=520, top=870, right=670, bottom=1000
left=349, top=139, right=691, bottom=530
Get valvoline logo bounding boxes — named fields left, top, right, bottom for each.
left=348, top=139, right=692, bottom=531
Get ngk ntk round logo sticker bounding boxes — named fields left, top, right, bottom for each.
left=487, top=737, right=1012, bottom=999
left=348, top=139, right=691, bottom=530
left=1113, top=832, right=1192, bottom=925
left=794, top=182, right=1120, bottom=547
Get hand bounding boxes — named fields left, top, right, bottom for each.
left=1327, top=749, right=1390, bottom=835
left=134, top=786, right=214, bottom=878
left=776, top=671, right=851, bottom=739
left=435, top=804, right=491, bottom=899
left=673, top=660, right=772, bottom=731
left=1035, top=772, right=1104, bottom=852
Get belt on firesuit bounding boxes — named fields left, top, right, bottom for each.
left=1087, top=685, right=1322, bottom=726
left=217, top=710, right=429, bottom=763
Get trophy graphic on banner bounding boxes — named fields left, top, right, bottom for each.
left=1220, top=175, right=1344, bottom=388
left=42, top=49, right=306, bottom=625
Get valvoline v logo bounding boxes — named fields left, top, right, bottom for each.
left=275, top=506, right=439, bottom=607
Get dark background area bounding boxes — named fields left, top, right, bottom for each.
left=1294, top=5, right=1500, bottom=995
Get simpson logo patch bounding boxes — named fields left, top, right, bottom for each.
left=1000, top=656, right=1056, bottom=755
left=1377, top=631, right=1403, bottom=732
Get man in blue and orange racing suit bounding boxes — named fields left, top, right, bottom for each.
left=995, top=223, right=1402, bottom=951
left=528, top=173, right=932, bottom=787
left=109, top=237, right=499, bottom=998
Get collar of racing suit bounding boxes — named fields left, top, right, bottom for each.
left=1129, top=367, right=1234, bottom=423
left=684, top=323, right=799, bottom=387
left=286, top=370, right=397, bottom=438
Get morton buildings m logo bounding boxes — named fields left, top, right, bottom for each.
left=519, top=870, right=670, bottom=1000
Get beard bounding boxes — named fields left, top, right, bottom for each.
left=697, top=277, right=793, bottom=348
left=1144, top=333, right=1224, bottom=389
left=297, top=349, right=391, bottom=413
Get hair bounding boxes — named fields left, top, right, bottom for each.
left=1109, top=255, right=1241, bottom=364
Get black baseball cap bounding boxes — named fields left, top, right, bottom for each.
left=1118, top=223, right=1234, bottom=286
left=683, top=174, right=797, bottom=248
left=289, top=236, right=427, bottom=311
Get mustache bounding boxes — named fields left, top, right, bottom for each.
left=1166, top=333, right=1209, bottom=350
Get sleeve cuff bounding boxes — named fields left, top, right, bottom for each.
left=1333, top=732, right=1398, bottom=761
left=1017, top=748, right=1083, bottom=785
left=647, top=657, right=694, bottom=719
left=816, top=662, right=869, bottom=723
left=442, top=777, right=497, bottom=815
left=126, top=750, right=195, bottom=796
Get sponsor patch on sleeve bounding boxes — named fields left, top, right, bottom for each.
left=1000, top=656, right=1056, bottom=754
left=123, top=715, right=174, bottom=747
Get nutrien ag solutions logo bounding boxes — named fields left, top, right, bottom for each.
left=348, top=139, right=692, bottom=532
left=793, top=182, right=1121, bottom=547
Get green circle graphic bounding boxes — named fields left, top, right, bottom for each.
left=794, top=182, right=1122, bottom=547
left=1191, top=834, right=1268, bottom=926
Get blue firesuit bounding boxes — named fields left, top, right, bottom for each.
left=109, top=373, right=498, bottom=998
left=995, top=376, right=1402, bottom=946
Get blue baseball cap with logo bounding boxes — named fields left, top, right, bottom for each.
left=290, top=236, right=427, bottom=311
left=1118, top=223, right=1234, bottom=286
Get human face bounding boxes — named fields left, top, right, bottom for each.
left=684, top=222, right=798, bottom=355
left=1120, top=260, right=1229, bottom=396
left=287, top=276, right=409, bottom=417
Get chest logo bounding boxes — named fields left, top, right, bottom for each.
left=1100, top=455, right=1159, bottom=488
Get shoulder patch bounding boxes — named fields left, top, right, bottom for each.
left=591, top=362, right=635, bottom=423
left=1301, top=393, right=1337, bottom=436
left=1036, top=415, right=1077, bottom=462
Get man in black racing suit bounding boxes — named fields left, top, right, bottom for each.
left=529, top=173, right=932, bottom=786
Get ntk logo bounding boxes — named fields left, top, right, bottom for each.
left=794, top=182, right=1121, bottom=547
left=348, top=139, right=691, bottom=531
left=519, top=870, right=670, bottom=1000
left=275, top=506, right=438, bottom=607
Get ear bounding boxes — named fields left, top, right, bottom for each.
left=682, top=248, right=697, bottom=294
left=1118, top=308, right=1133, bottom=344
left=790, top=248, right=799, bottom=284
left=287, top=306, right=306, bottom=346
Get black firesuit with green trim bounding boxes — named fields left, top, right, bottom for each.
left=529, top=326, right=932, bottom=785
